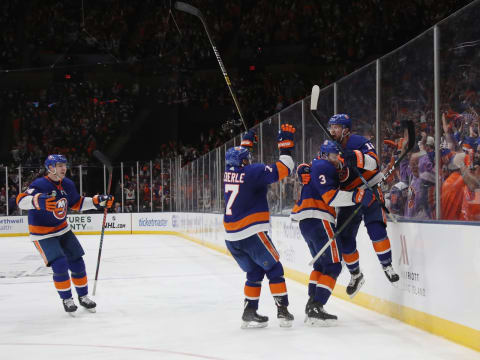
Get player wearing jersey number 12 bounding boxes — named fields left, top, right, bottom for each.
left=223, top=125, right=296, bottom=329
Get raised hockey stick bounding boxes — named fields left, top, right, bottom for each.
left=92, top=150, right=113, bottom=296
left=307, top=86, right=416, bottom=265
left=174, top=1, right=248, bottom=131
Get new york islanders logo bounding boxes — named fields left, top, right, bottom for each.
left=53, top=197, right=68, bottom=220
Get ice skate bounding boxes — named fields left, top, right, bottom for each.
left=78, top=295, right=97, bottom=313
left=383, top=264, right=400, bottom=283
left=277, top=305, right=294, bottom=328
left=346, top=271, right=365, bottom=298
left=304, top=296, right=314, bottom=323
left=306, top=302, right=337, bottom=327
left=241, top=306, right=268, bottom=329
left=62, top=298, right=78, bottom=316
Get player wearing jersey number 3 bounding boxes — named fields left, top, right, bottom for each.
left=224, top=124, right=295, bottom=329
left=16, top=154, right=114, bottom=315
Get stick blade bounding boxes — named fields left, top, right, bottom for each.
left=93, top=150, right=113, bottom=172
left=310, top=85, right=320, bottom=110
left=174, top=1, right=202, bottom=17
left=401, top=120, right=416, bottom=152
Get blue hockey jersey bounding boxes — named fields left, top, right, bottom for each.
left=16, top=176, right=88, bottom=240
left=339, top=134, right=383, bottom=191
left=290, top=158, right=336, bottom=223
left=223, top=155, right=294, bottom=240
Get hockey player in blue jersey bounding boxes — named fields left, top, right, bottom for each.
left=291, top=140, right=376, bottom=325
left=328, top=114, right=400, bottom=297
left=224, top=124, right=295, bottom=329
left=16, top=154, right=114, bottom=315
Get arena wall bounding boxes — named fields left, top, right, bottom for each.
left=1, top=213, right=478, bottom=351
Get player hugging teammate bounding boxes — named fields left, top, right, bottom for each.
left=225, top=115, right=400, bottom=328
left=16, top=154, right=114, bottom=316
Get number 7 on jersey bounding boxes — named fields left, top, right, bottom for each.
left=225, top=184, right=239, bottom=215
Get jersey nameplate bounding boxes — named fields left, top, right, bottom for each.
left=223, top=172, right=245, bottom=184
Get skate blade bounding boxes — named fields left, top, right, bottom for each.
left=279, top=318, right=293, bottom=328
left=66, top=311, right=77, bottom=318
left=241, top=321, right=268, bottom=329
left=348, top=278, right=365, bottom=299
left=305, top=317, right=337, bottom=327
left=84, top=307, right=96, bottom=313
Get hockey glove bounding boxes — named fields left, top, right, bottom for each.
left=342, top=149, right=365, bottom=168
left=241, top=129, right=258, bottom=148
left=93, top=195, right=114, bottom=210
left=352, top=188, right=375, bottom=207
left=33, top=193, right=57, bottom=212
left=296, top=163, right=311, bottom=184
left=277, top=124, right=296, bottom=153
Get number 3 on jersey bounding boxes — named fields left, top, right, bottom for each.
left=225, top=184, right=239, bottom=215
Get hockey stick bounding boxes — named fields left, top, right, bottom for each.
left=310, top=85, right=393, bottom=221
left=174, top=1, right=248, bottom=131
left=308, top=204, right=363, bottom=266
left=307, top=86, right=416, bottom=265
left=92, top=150, right=113, bottom=296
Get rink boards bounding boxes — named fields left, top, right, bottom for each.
left=1, top=212, right=479, bottom=351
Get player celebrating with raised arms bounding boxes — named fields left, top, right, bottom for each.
left=291, top=140, right=376, bottom=325
left=16, top=154, right=114, bottom=315
left=224, top=124, right=295, bottom=329
left=328, top=114, right=399, bottom=298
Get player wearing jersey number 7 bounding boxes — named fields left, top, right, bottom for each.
left=224, top=125, right=295, bottom=329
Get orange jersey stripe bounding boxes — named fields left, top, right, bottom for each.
left=29, top=221, right=68, bottom=235
left=276, top=161, right=289, bottom=181
left=343, top=250, right=359, bottom=264
left=292, top=198, right=335, bottom=217
left=343, top=170, right=378, bottom=191
left=16, top=193, right=28, bottom=205
left=367, top=151, right=379, bottom=163
left=33, top=241, right=48, bottom=265
left=70, top=197, right=84, bottom=211
left=321, top=189, right=338, bottom=205
left=244, top=285, right=261, bottom=298
left=54, top=279, right=71, bottom=290
left=258, top=232, right=279, bottom=262
left=373, top=238, right=391, bottom=253
left=223, top=212, right=270, bottom=231
left=71, top=276, right=88, bottom=287
left=269, top=282, right=287, bottom=295
left=318, top=274, right=336, bottom=292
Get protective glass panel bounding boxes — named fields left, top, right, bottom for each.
left=279, top=101, right=303, bottom=214
left=381, top=30, right=435, bottom=220
left=209, top=150, right=219, bottom=213
left=0, top=167, right=7, bottom=215
left=439, top=4, right=480, bottom=221
left=337, top=63, right=377, bottom=144
left=261, top=114, right=281, bottom=215
left=121, top=162, right=138, bottom=213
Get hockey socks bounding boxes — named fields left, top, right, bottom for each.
left=51, top=257, right=72, bottom=300
left=68, top=257, right=88, bottom=297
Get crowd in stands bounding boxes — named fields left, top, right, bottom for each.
left=1, top=0, right=479, bottom=221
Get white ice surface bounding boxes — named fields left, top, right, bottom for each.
left=0, top=234, right=478, bottom=360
